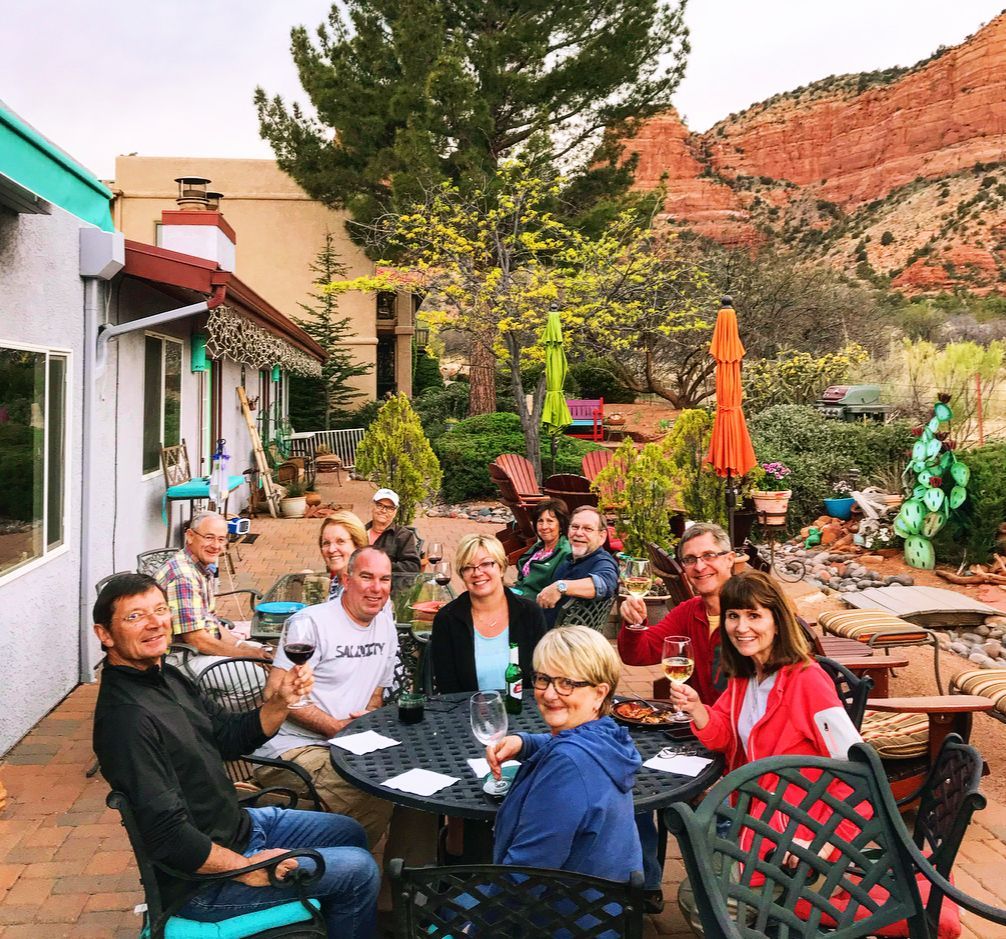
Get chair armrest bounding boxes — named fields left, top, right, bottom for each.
left=832, top=655, right=908, bottom=670
left=238, top=785, right=300, bottom=809
left=866, top=695, right=994, bottom=714
left=159, top=848, right=325, bottom=889
left=217, top=588, right=262, bottom=602
left=245, top=755, right=326, bottom=812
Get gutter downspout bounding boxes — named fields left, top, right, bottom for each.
left=78, top=274, right=224, bottom=682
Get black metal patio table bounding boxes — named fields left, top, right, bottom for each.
left=329, top=692, right=724, bottom=821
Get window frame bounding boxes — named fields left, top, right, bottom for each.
left=0, top=339, right=72, bottom=586
left=141, top=332, right=183, bottom=479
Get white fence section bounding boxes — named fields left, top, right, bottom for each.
left=313, top=428, right=367, bottom=468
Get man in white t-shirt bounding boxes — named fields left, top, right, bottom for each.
left=255, top=547, right=398, bottom=848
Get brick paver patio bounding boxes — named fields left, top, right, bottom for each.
left=2, top=472, right=1006, bottom=936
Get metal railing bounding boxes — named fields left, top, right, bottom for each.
left=311, top=428, right=366, bottom=469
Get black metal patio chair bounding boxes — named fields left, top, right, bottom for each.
left=388, top=858, right=645, bottom=938
left=555, top=596, right=616, bottom=632
left=107, top=790, right=326, bottom=939
left=816, top=656, right=873, bottom=730
left=665, top=741, right=1004, bottom=939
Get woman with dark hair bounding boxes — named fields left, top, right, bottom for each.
left=671, top=571, right=863, bottom=934
left=511, top=498, right=571, bottom=601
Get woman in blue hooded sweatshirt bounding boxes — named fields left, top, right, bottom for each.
left=486, top=625, right=643, bottom=882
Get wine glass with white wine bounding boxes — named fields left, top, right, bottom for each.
left=662, top=635, right=694, bottom=723
left=622, top=558, right=652, bottom=630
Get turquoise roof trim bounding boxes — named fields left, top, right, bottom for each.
left=0, top=104, right=114, bottom=231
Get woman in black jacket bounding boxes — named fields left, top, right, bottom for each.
left=432, top=534, right=546, bottom=694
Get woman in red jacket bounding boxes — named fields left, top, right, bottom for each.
left=671, top=571, right=864, bottom=935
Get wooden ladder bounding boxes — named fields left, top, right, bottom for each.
left=237, top=386, right=280, bottom=518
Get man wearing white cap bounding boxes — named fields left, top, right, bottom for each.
left=365, top=488, right=421, bottom=573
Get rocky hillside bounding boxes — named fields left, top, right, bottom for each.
left=629, top=12, right=1006, bottom=293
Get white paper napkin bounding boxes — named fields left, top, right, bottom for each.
left=643, top=754, right=713, bottom=777
left=466, top=758, right=520, bottom=778
left=329, top=731, right=401, bottom=755
left=381, top=768, right=460, bottom=796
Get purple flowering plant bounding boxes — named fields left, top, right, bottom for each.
left=759, top=461, right=792, bottom=492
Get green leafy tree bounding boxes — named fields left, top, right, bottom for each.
left=329, top=161, right=708, bottom=480
left=289, top=232, right=371, bottom=430
left=255, top=0, right=690, bottom=238
left=354, top=393, right=442, bottom=523
left=743, top=344, right=870, bottom=414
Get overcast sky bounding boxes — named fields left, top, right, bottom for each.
left=1, top=1, right=1003, bottom=180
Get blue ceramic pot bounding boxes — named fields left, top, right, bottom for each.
left=823, top=497, right=855, bottom=520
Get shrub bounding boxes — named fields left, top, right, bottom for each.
left=355, top=394, right=442, bottom=524
left=934, top=442, right=1006, bottom=563
left=748, top=406, right=914, bottom=529
left=413, top=348, right=444, bottom=395
left=433, top=412, right=602, bottom=503
left=880, top=230, right=895, bottom=246
left=568, top=358, right=636, bottom=403
left=414, top=382, right=470, bottom=437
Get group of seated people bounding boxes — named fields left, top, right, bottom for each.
left=92, top=488, right=862, bottom=936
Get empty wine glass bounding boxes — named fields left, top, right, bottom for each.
left=470, top=691, right=510, bottom=795
left=662, top=635, right=694, bottom=723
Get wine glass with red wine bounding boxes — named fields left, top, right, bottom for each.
left=283, top=619, right=316, bottom=709
left=433, top=560, right=452, bottom=600
left=427, top=542, right=445, bottom=566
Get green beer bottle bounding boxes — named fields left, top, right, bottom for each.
left=505, top=642, right=523, bottom=715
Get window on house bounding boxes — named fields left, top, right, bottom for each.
left=142, top=335, right=182, bottom=474
left=0, top=345, right=68, bottom=578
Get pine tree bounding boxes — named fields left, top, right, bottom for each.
left=289, top=232, right=371, bottom=430
left=354, top=393, right=443, bottom=524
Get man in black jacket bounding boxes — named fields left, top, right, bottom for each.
left=92, top=573, right=378, bottom=937
left=365, top=488, right=421, bottom=572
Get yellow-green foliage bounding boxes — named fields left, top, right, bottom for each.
left=354, top=394, right=442, bottom=525
left=744, top=344, right=869, bottom=414
left=592, top=439, right=682, bottom=559
left=661, top=410, right=728, bottom=527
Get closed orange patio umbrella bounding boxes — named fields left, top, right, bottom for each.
left=706, top=295, right=757, bottom=546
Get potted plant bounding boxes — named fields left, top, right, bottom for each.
left=279, top=480, right=308, bottom=518
left=823, top=480, right=856, bottom=520
left=750, top=461, right=793, bottom=522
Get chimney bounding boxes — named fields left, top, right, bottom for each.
left=159, top=176, right=236, bottom=271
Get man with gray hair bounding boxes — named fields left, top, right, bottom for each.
left=154, top=510, right=270, bottom=678
left=618, top=521, right=734, bottom=912
left=618, top=521, right=734, bottom=705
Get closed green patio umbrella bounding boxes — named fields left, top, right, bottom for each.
left=541, top=311, right=572, bottom=475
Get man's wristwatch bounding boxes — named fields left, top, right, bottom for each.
left=556, top=581, right=567, bottom=595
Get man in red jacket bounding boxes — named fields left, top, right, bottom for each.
left=618, top=522, right=734, bottom=913
left=618, top=522, right=734, bottom=705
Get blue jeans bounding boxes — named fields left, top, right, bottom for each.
left=635, top=814, right=662, bottom=890
left=178, top=806, right=379, bottom=938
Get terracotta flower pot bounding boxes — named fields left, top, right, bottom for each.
left=751, top=489, right=791, bottom=526
left=305, top=491, right=322, bottom=508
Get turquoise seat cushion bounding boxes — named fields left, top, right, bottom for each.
left=140, top=899, right=319, bottom=939
left=166, top=476, right=245, bottom=500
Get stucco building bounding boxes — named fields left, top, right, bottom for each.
left=108, top=156, right=416, bottom=402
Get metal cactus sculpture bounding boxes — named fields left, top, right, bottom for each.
left=893, top=394, right=970, bottom=570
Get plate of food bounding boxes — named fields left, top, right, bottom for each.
left=612, top=698, right=693, bottom=733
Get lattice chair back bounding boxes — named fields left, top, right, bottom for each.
left=816, top=657, right=873, bottom=730
left=107, top=791, right=326, bottom=939
left=388, top=859, right=645, bottom=938
left=136, top=549, right=177, bottom=576
left=555, top=596, right=616, bottom=632
left=665, top=742, right=934, bottom=939
left=160, top=439, right=191, bottom=488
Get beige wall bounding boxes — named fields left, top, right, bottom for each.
left=108, top=156, right=414, bottom=403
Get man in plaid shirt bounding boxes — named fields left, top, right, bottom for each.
left=155, top=511, right=270, bottom=677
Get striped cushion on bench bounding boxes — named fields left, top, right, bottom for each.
left=818, top=609, right=930, bottom=647
left=861, top=709, right=930, bottom=760
left=951, top=668, right=1006, bottom=717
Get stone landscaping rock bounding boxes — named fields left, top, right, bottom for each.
left=984, top=639, right=1003, bottom=658
left=976, top=623, right=991, bottom=637
left=969, top=652, right=994, bottom=667
left=949, top=641, right=970, bottom=654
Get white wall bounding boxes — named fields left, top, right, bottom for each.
left=0, top=206, right=86, bottom=755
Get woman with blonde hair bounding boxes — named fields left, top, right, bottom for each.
left=486, top=625, right=642, bottom=881
left=431, top=533, right=546, bottom=694
left=318, top=511, right=368, bottom=601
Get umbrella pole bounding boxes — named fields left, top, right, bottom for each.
left=549, top=432, right=558, bottom=477
left=726, top=470, right=737, bottom=549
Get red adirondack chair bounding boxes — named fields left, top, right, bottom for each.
left=581, top=449, right=612, bottom=482
left=491, top=454, right=543, bottom=501
left=542, top=473, right=599, bottom=512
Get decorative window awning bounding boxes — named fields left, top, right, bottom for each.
left=205, top=306, right=321, bottom=377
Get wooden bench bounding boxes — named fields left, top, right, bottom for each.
left=565, top=397, right=604, bottom=441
